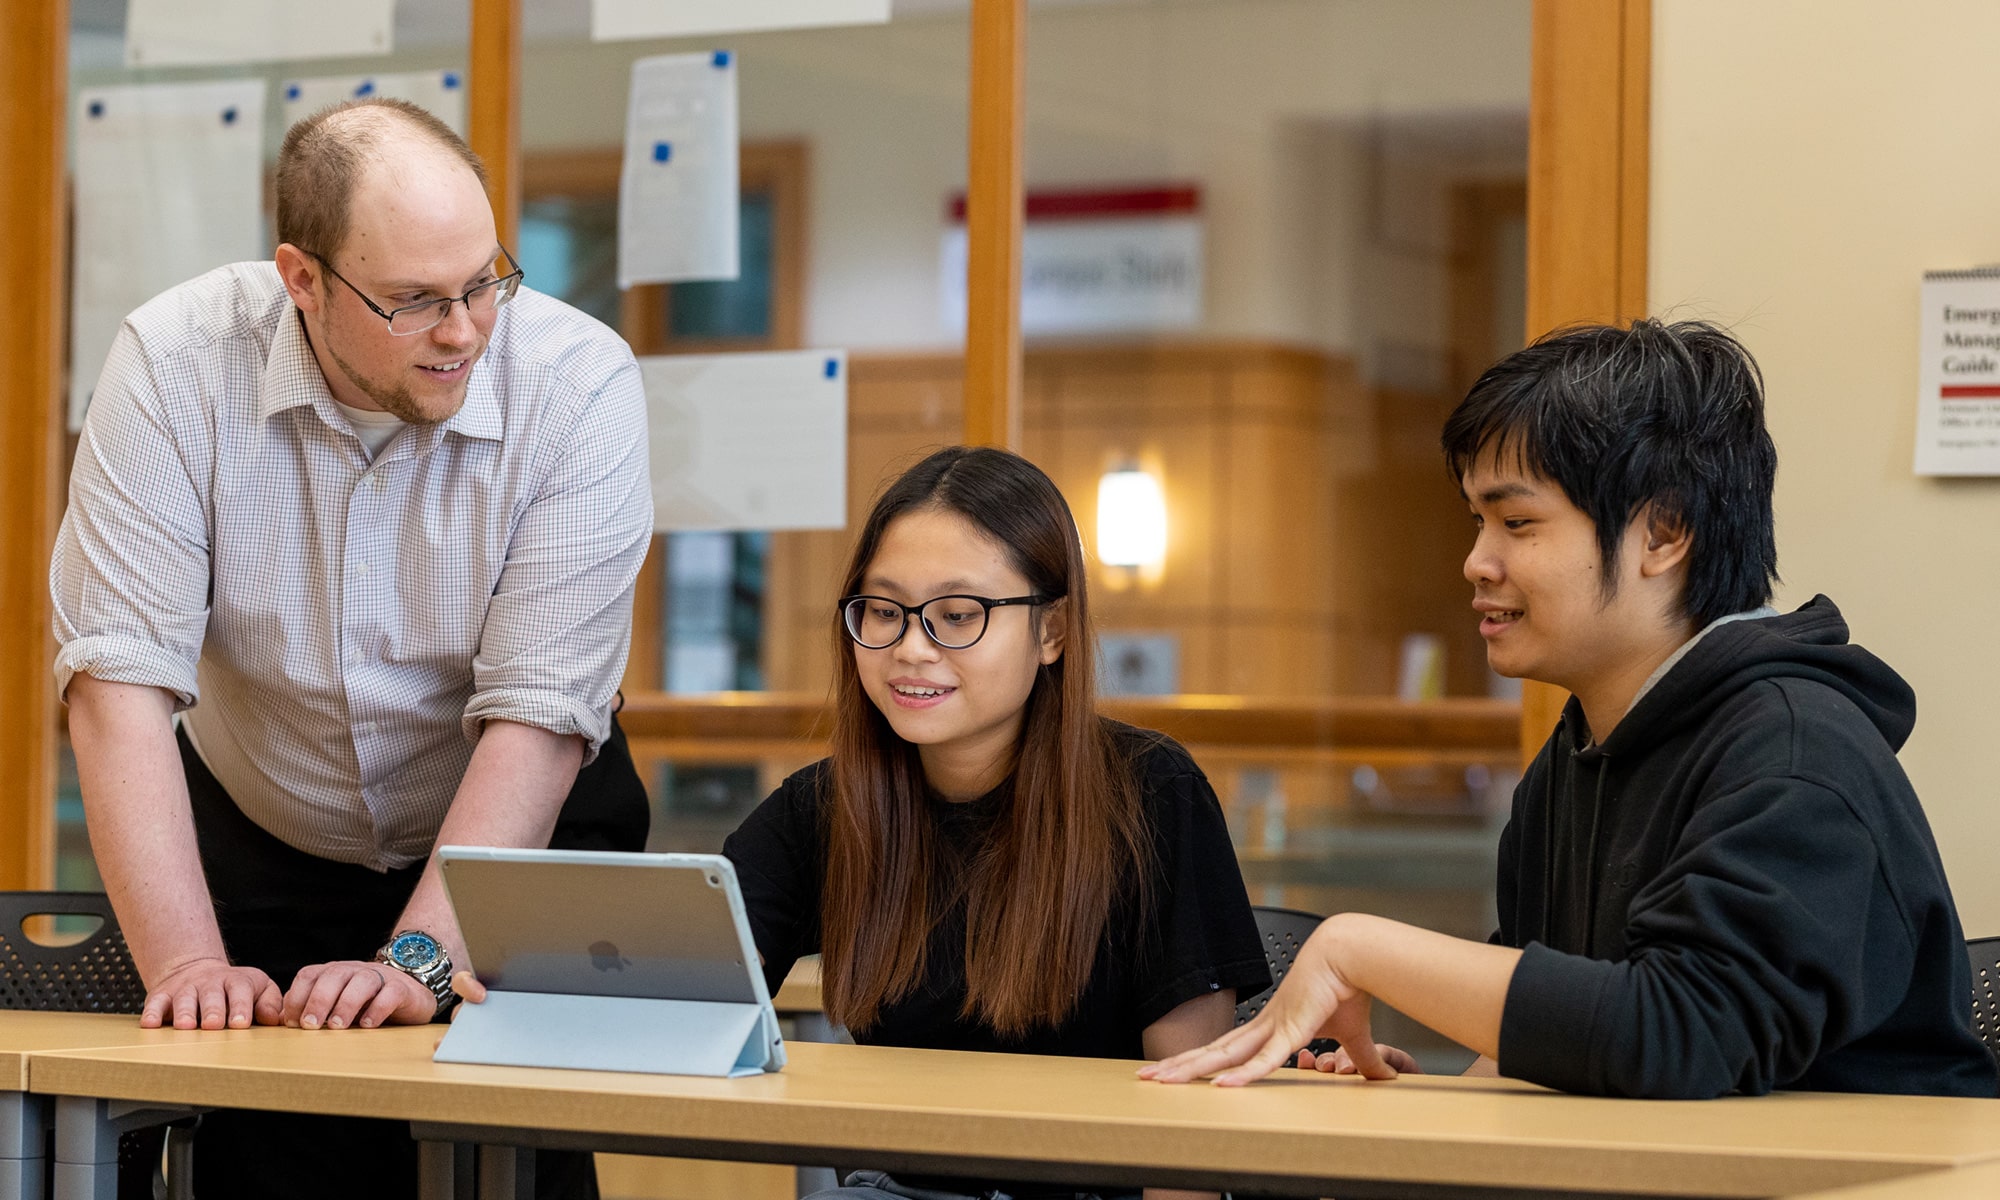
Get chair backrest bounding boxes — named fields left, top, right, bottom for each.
left=1968, top=936, right=2000, bottom=1063
left=0, top=891, right=145, bottom=1013
left=1235, top=905, right=1324, bottom=1025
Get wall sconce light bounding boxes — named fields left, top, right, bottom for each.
left=1097, top=466, right=1167, bottom=570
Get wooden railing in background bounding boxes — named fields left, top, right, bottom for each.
left=470, top=0, right=523, bottom=248
left=620, top=691, right=1517, bottom=755
left=620, top=691, right=1520, bottom=830
left=963, top=0, right=1027, bottom=450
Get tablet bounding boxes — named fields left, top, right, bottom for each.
left=434, top=846, right=785, bottom=1077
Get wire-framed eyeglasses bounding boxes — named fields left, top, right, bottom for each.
left=311, top=246, right=525, bottom=336
left=840, top=593, right=1047, bottom=651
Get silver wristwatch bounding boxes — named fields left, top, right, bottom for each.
left=375, top=930, right=459, bottom=1019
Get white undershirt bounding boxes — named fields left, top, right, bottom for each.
left=334, top=399, right=407, bottom=460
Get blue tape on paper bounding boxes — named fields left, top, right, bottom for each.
left=356, top=79, right=376, bottom=97
left=221, top=107, right=238, bottom=125
left=824, top=358, right=839, bottom=380
left=285, top=84, right=301, bottom=101
left=87, top=100, right=104, bottom=119
left=653, top=141, right=672, bottom=164
left=442, top=72, right=461, bottom=89
left=713, top=50, right=732, bottom=68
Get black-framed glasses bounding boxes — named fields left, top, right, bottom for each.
left=311, top=246, right=524, bottom=336
left=840, top=593, right=1047, bottom=650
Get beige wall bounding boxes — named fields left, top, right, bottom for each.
left=1651, top=0, right=2000, bottom=933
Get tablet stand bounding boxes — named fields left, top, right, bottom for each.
left=435, top=991, right=784, bottom=1078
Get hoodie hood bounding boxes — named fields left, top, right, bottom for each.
left=1593, top=595, right=1916, bottom=758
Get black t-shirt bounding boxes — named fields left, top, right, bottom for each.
left=721, top=719, right=1271, bottom=1061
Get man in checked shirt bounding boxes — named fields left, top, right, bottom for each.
left=51, top=98, right=649, bottom=1199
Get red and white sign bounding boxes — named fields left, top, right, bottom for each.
left=941, top=186, right=1204, bottom=336
left=1917, top=268, right=2000, bottom=475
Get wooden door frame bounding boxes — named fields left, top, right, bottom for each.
left=0, top=0, right=68, bottom=889
left=1519, top=0, right=1652, bottom=761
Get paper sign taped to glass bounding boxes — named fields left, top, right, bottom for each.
left=642, top=350, right=848, bottom=532
left=593, top=0, right=891, bottom=41
left=281, top=70, right=467, bottom=138
left=70, top=79, right=266, bottom=431
left=619, top=52, right=740, bottom=287
left=125, top=0, right=393, bottom=67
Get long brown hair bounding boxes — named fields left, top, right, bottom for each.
left=820, top=446, right=1149, bottom=1038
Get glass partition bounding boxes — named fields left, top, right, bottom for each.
left=47, top=1, right=1533, bottom=1083
left=520, top=10, right=973, bottom=847
left=1017, top=0, right=1532, bottom=1071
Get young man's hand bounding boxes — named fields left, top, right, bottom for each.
left=1297, top=1043, right=1424, bottom=1075
left=1140, top=916, right=1398, bottom=1086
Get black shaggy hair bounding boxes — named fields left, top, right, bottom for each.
left=1441, top=319, right=1779, bottom=627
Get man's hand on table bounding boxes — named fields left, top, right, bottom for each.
left=281, top=960, right=438, bottom=1029
left=142, top=957, right=284, bottom=1030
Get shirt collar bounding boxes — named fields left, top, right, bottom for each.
left=443, top=360, right=502, bottom=442
left=257, top=301, right=340, bottom=424
left=258, top=299, right=504, bottom=445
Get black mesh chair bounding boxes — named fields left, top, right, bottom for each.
left=1968, top=936, right=2000, bottom=1065
left=0, top=891, right=190, bottom=1199
left=0, top=891, right=146, bottom=1013
left=1238, top=906, right=1342, bottom=1063
left=1235, top=905, right=1323, bottom=1026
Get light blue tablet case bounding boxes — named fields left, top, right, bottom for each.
left=433, top=848, right=785, bottom=1078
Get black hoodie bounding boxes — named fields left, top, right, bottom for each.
left=1494, top=595, right=1998, bottom=1099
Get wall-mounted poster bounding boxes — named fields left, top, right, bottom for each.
left=941, top=186, right=1204, bottom=337
left=1916, top=267, right=2000, bottom=476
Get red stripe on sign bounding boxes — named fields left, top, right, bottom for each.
left=1940, top=385, right=2000, bottom=398
left=947, top=185, right=1201, bottom=222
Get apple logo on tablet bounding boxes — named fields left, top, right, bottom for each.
left=588, top=941, right=631, bottom=972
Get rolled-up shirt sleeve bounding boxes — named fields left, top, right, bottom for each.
left=51, top=323, right=211, bottom=708
left=462, top=357, right=652, bottom=760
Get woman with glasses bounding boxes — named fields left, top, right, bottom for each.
left=724, top=445, right=1271, bottom=1200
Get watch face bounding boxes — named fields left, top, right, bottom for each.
left=389, top=931, right=443, bottom=973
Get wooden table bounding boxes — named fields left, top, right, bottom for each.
left=773, top=958, right=824, bottom=1026
left=1778, top=1160, right=2000, bottom=1198
left=0, top=1012, right=276, bottom=1200
left=24, top=1024, right=2000, bottom=1200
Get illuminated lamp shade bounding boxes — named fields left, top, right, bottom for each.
left=1096, top=468, right=1167, bottom=568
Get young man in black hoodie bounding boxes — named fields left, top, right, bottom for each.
left=1144, top=319, right=1997, bottom=1099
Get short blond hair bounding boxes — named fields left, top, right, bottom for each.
left=275, top=97, right=488, bottom=259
